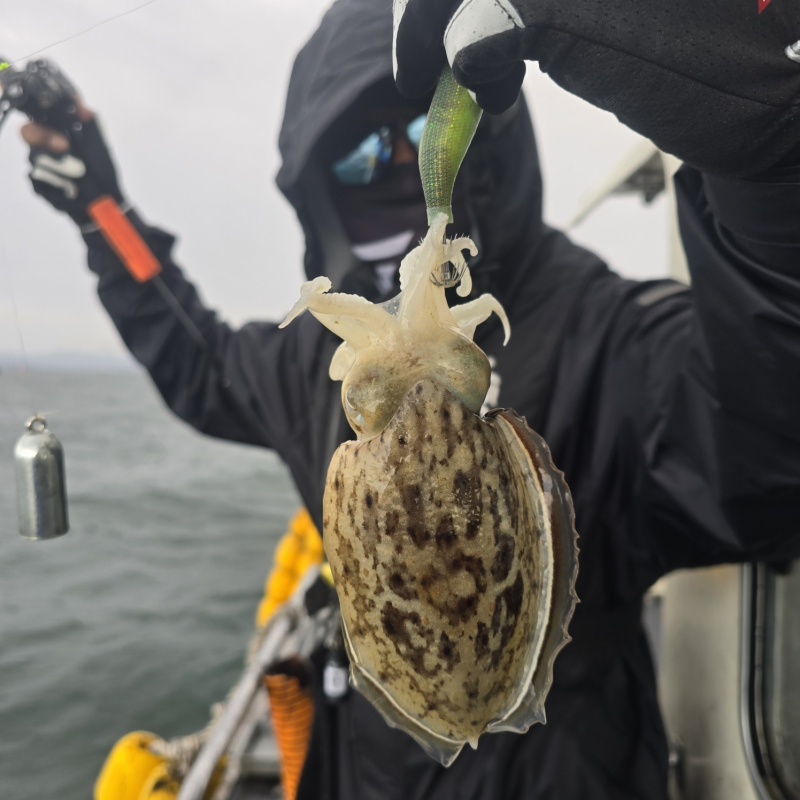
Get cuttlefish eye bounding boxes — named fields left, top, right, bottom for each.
left=342, top=359, right=417, bottom=437
left=435, top=336, right=491, bottom=414
left=344, top=385, right=365, bottom=430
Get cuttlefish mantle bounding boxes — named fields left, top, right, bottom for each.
left=279, top=213, right=510, bottom=438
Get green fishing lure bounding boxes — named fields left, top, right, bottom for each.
left=418, top=68, right=483, bottom=226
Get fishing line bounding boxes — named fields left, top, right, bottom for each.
left=0, top=216, right=39, bottom=416
left=8, top=0, right=164, bottom=65
left=0, top=180, right=59, bottom=418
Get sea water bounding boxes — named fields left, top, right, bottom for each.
left=0, top=370, right=298, bottom=800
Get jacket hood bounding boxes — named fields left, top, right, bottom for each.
left=275, top=0, right=545, bottom=305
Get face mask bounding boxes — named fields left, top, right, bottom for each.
left=334, top=162, right=428, bottom=246
left=332, top=163, right=426, bottom=298
left=351, top=229, right=416, bottom=296
left=334, top=163, right=472, bottom=299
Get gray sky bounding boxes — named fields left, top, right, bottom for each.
left=0, top=0, right=670, bottom=360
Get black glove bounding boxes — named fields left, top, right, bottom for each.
left=28, top=116, right=125, bottom=228
left=393, top=0, right=800, bottom=176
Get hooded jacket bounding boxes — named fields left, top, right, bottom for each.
left=80, top=0, right=800, bottom=796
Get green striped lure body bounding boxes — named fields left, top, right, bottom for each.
left=419, top=68, right=483, bottom=226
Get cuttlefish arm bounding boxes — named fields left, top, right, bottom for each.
left=451, top=295, right=511, bottom=345
left=397, top=218, right=478, bottom=313
left=279, top=276, right=398, bottom=352
left=280, top=217, right=510, bottom=417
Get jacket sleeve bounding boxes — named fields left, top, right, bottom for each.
left=549, top=165, right=800, bottom=594
left=82, top=211, right=331, bottom=508
left=658, top=167, right=800, bottom=565
left=648, top=165, right=800, bottom=573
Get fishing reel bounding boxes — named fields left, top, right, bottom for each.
left=0, top=57, right=84, bottom=141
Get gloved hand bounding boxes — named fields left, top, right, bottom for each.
left=20, top=96, right=125, bottom=227
left=393, top=0, right=800, bottom=176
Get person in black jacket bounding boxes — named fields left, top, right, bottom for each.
left=18, top=0, right=800, bottom=797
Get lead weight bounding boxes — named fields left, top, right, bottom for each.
left=14, top=415, right=69, bottom=540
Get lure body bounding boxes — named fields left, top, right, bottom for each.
left=418, top=68, right=483, bottom=225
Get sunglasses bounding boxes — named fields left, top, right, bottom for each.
left=331, top=113, right=427, bottom=186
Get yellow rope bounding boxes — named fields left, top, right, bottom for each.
left=256, top=509, right=323, bottom=628
left=96, top=509, right=323, bottom=800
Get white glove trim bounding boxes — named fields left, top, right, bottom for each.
left=444, top=0, right=523, bottom=67
left=29, top=153, right=87, bottom=202
left=30, top=165, right=79, bottom=201
left=34, top=153, right=87, bottom=179
left=392, top=0, right=411, bottom=79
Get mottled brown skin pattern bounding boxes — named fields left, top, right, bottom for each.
left=323, top=379, right=549, bottom=742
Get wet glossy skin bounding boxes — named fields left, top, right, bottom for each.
left=324, top=379, right=552, bottom=758
left=281, top=218, right=578, bottom=766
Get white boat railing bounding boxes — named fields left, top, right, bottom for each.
left=177, top=566, right=323, bottom=800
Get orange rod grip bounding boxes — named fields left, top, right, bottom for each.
left=87, top=196, right=161, bottom=282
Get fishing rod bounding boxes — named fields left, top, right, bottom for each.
left=0, top=56, right=229, bottom=541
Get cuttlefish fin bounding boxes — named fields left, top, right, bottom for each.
left=451, top=294, right=511, bottom=344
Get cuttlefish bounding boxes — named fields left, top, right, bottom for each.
left=281, top=213, right=578, bottom=766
